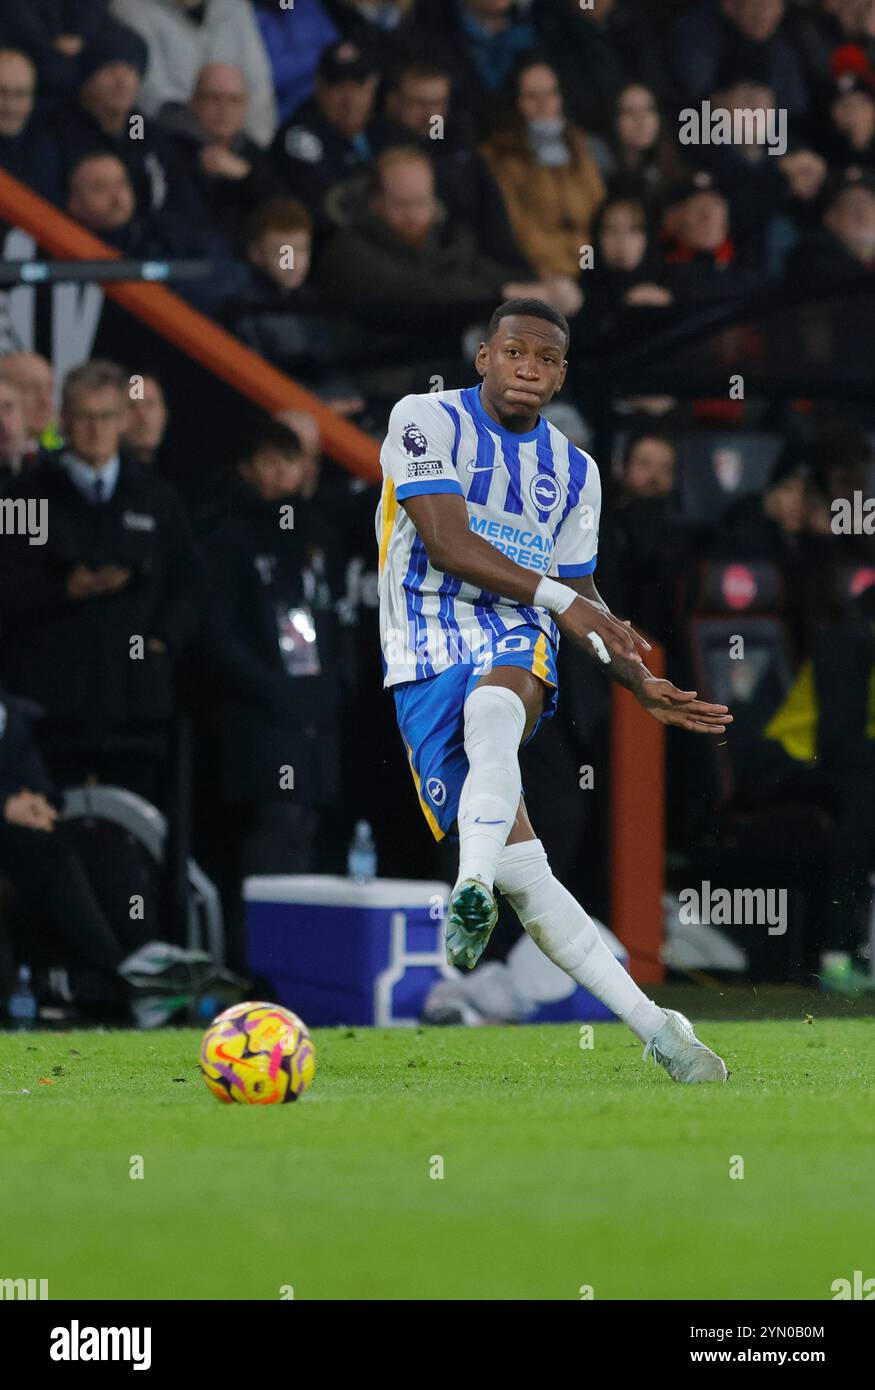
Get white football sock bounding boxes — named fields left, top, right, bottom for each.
left=494, top=838, right=667, bottom=1043
left=455, top=683, right=527, bottom=891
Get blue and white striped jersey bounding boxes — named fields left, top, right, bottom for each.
left=375, top=385, right=601, bottom=688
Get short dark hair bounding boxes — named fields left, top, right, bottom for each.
left=592, top=194, right=649, bottom=248
left=239, top=419, right=302, bottom=465
left=62, top=358, right=127, bottom=410
left=388, top=60, right=451, bottom=90
left=368, top=144, right=433, bottom=198
left=487, top=298, right=570, bottom=351
left=245, top=196, right=313, bottom=246
left=622, top=426, right=677, bottom=466
left=67, top=150, right=129, bottom=191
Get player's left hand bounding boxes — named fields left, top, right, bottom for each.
left=634, top=677, right=732, bottom=734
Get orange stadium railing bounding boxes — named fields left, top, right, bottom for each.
left=0, top=168, right=381, bottom=482
left=611, top=639, right=666, bottom=984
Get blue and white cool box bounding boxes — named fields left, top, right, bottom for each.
left=244, top=875, right=627, bottom=1026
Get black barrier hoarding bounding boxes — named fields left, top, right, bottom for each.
left=0, top=258, right=212, bottom=287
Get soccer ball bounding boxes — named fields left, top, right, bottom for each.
left=199, top=1001, right=316, bottom=1104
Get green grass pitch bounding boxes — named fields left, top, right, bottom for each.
left=1, top=1017, right=873, bottom=1300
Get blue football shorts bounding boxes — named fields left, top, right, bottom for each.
left=392, top=623, right=559, bottom=842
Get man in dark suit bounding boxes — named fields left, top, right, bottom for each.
left=0, top=358, right=200, bottom=808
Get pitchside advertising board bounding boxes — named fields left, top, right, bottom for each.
left=0, top=225, right=261, bottom=501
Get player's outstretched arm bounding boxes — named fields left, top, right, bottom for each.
left=402, top=491, right=649, bottom=663
left=565, top=575, right=733, bottom=736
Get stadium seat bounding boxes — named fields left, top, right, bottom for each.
left=62, top=785, right=225, bottom=964
left=677, top=431, right=783, bottom=525
left=688, top=611, right=794, bottom=808
left=693, top=558, right=785, bottom=616
left=828, top=563, right=875, bottom=613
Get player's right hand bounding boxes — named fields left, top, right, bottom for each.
left=556, top=598, right=650, bottom=665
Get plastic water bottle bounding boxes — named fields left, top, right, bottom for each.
left=347, top=820, right=377, bottom=883
left=8, top=965, right=38, bottom=1031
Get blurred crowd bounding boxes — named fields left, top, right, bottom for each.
left=1, top=2, right=875, bottom=357
left=0, top=0, right=874, bottom=1011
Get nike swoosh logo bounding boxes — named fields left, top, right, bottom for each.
left=214, top=1042, right=255, bottom=1070
left=465, top=459, right=503, bottom=473
left=473, top=817, right=506, bottom=824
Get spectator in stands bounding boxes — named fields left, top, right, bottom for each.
left=122, top=373, right=169, bottom=468
left=251, top=0, right=339, bottom=125
left=718, top=450, right=834, bottom=650
left=65, top=152, right=247, bottom=314
left=0, top=351, right=60, bottom=452
left=404, top=0, right=537, bottom=135
left=778, top=147, right=829, bottom=211
left=272, top=405, right=356, bottom=596
left=588, top=83, right=688, bottom=212
left=0, top=360, right=200, bottom=808
left=270, top=40, right=382, bottom=234
left=0, top=0, right=129, bottom=109
left=597, top=427, right=694, bottom=645
left=109, top=0, right=276, bottom=148
left=273, top=409, right=323, bottom=499
left=0, top=48, right=64, bottom=203
left=659, top=170, right=762, bottom=304
left=810, top=419, right=875, bottom=560
left=279, top=409, right=368, bottom=516
left=369, top=59, right=527, bottom=269
left=765, top=144, right=830, bottom=275
left=53, top=26, right=205, bottom=225
left=814, top=419, right=873, bottom=502
left=788, top=166, right=875, bottom=280
left=479, top=58, right=603, bottom=287
left=157, top=63, right=280, bottom=250
left=694, top=63, right=789, bottom=259
left=619, top=429, right=679, bottom=501
left=377, top=57, right=461, bottom=160
left=583, top=196, right=673, bottom=334
left=66, top=150, right=149, bottom=235
left=720, top=452, right=825, bottom=557
left=794, top=0, right=875, bottom=103
left=669, top=0, right=810, bottom=118
left=224, top=195, right=403, bottom=394
left=199, top=421, right=343, bottom=967
left=325, top=0, right=415, bottom=48
left=225, top=196, right=318, bottom=355
left=823, top=70, right=875, bottom=164
left=535, top=0, right=672, bottom=136
left=0, top=376, right=30, bottom=489
left=318, top=146, right=578, bottom=327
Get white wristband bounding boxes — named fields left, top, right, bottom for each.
left=534, top=576, right=578, bottom=615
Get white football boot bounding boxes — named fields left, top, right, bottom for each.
left=642, top=1009, right=729, bottom=1084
